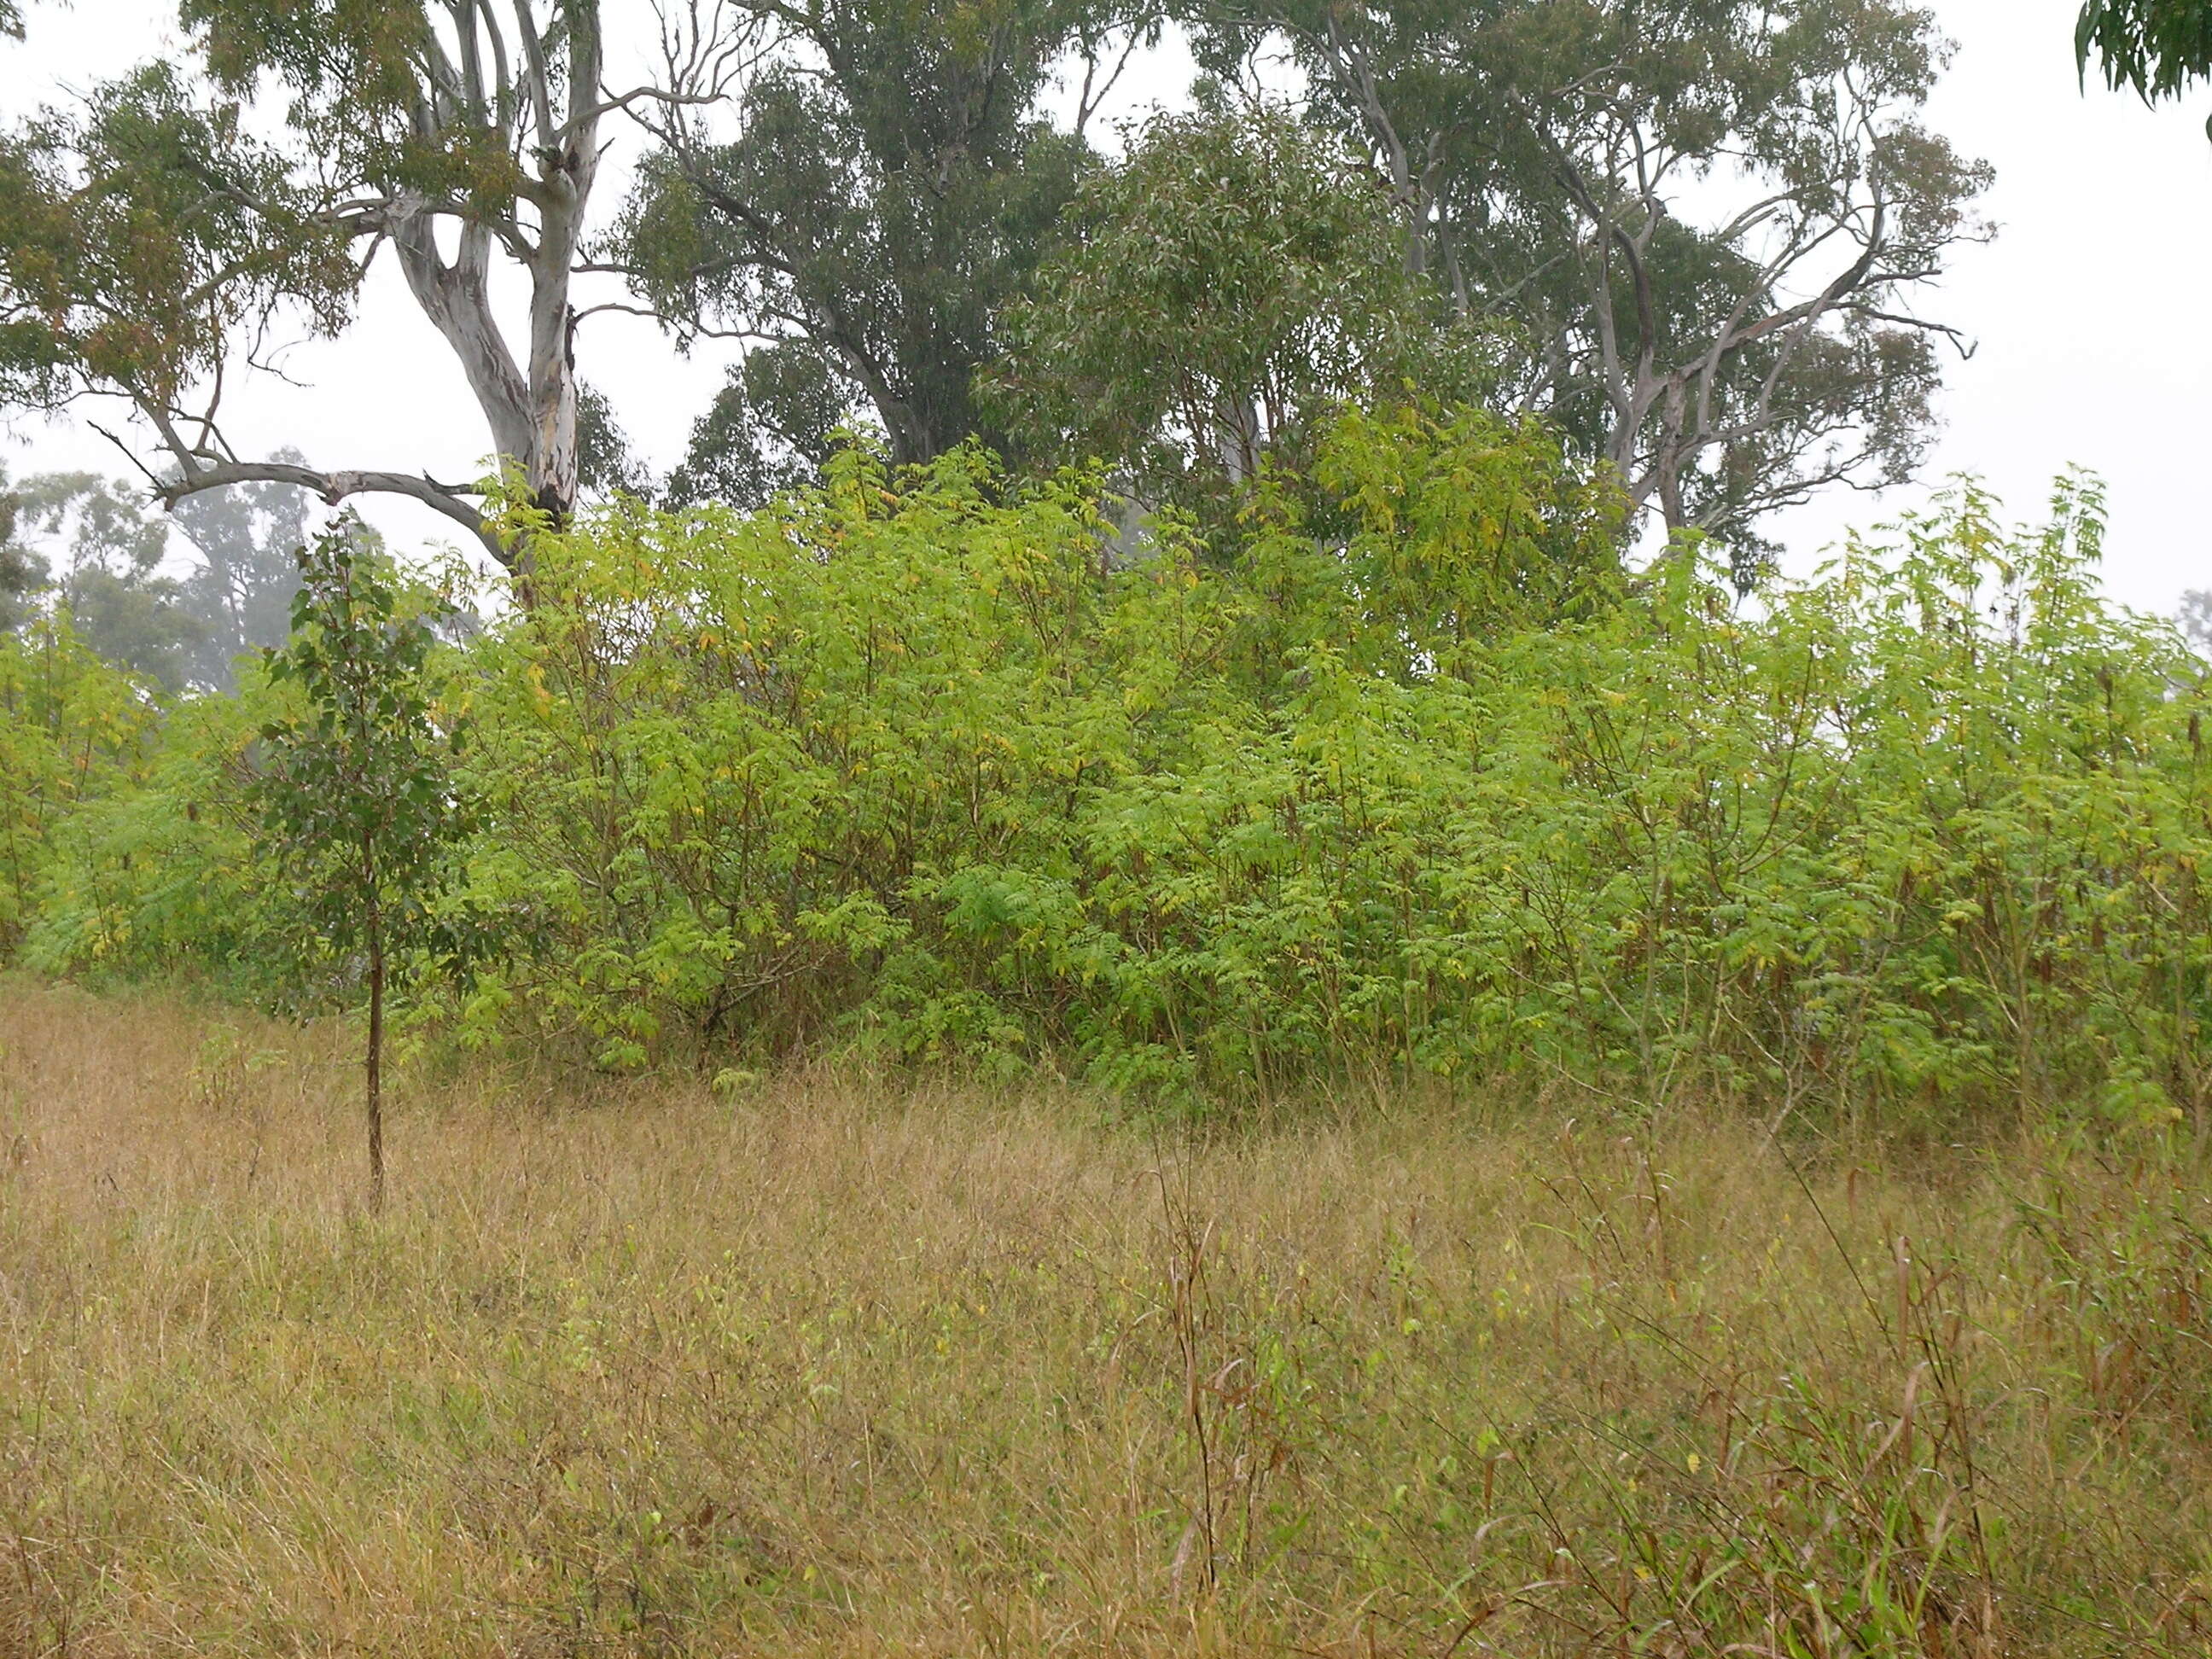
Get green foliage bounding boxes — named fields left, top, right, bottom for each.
left=408, top=414, right=2209, bottom=1128
left=615, top=0, right=1113, bottom=486
left=7, top=470, right=204, bottom=690
left=253, top=523, right=477, bottom=990
left=15, top=684, right=285, bottom=993
left=8, top=401, right=2211, bottom=1132
left=474, top=449, right=2210, bottom=1122
left=181, top=0, right=509, bottom=205
left=2079, top=0, right=2212, bottom=115
left=3, top=3, right=620, bottom=561
left=0, top=544, right=38, bottom=632
left=0, top=617, right=159, bottom=952
left=662, top=346, right=851, bottom=508
left=1, top=462, right=319, bottom=692
left=0, top=464, right=49, bottom=632
left=1189, top=0, right=1989, bottom=557
left=0, top=61, right=354, bottom=418
left=990, top=105, right=1495, bottom=522
left=1247, top=403, right=1627, bottom=664
left=168, top=463, right=316, bottom=691
left=457, top=436, right=1225, bottom=1071
left=574, top=383, right=655, bottom=503
left=254, top=521, right=485, bottom=1199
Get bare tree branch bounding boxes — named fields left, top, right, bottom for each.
left=157, top=460, right=499, bottom=554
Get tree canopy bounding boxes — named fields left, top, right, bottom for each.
left=613, top=0, right=1140, bottom=496
left=0, top=469, right=48, bottom=633
left=1188, top=0, right=1991, bottom=568
left=2, top=457, right=326, bottom=691
left=1, top=0, right=1998, bottom=569
left=988, top=103, right=1498, bottom=520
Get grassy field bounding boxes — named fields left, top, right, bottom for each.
left=3, top=985, right=2210, bottom=1656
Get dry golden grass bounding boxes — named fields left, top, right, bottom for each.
left=3, top=981, right=2211, bottom=1656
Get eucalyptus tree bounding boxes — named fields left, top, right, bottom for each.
left=991, top=103, right=1497, bottom=521
left=171, top=463, right=318, bottom=690
left=1, top=469, right=205, bottom=688
left=2181, top=589, right=2212, bottom=655
left=0, top=1, right=678, bottom=570
left=0, top=459, right=328, bottom=690
left=1190, top=0, right=1993, bottom=565
left=611, top=0, right=1141, bottom=496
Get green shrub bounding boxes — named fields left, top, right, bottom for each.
left=16, top=663, right=298, bottom=997
left=450, top=422, right=2212, bottom=1125
left=451, top=413, right=1619, bottom=1084
left=0, top=617, right=160, bottom=952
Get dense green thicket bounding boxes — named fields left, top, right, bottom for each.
left=0, top=619, right=159, bottom=948
left=5, top=409, right=2206, bottom=1127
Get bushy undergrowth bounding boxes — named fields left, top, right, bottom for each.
left=0, top=618, right=159, bottom=949
left=6, top=408, right=2209, bottom=1126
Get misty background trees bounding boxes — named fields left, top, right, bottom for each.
left=1, top=456, right=320, bottom=690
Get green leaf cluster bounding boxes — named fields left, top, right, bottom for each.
left=0, top=62, right=353, bottom=418
left=252, top=523, right=481, bottom=985
left=987, top=104, right=1499, bottom=529
left=2079, top=0, right=2212, bottom=109
left=0, top=617, right=160, bottom=953
left=464, top=444, right=2212, bottom=1122
left=1182, top=0, right=1990, bottom=555
left=617, top=0, right=1110, bottom=489
left=448, top=411, right=1614, bottom=1079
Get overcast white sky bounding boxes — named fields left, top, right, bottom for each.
left=3, top=0, right=2208, bottom=614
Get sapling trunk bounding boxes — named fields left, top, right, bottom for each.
left=364, top=837, right=385, bottom=1212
